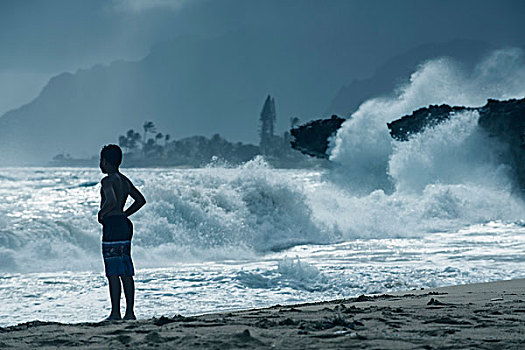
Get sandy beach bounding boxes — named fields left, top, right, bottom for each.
left=1, top=278, right=524, bottom=349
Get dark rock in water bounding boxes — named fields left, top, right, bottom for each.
left=388, top=98, right=525, bottom=191
left=477, top=98, right=525, bottom=191
left=386, top=104, right=472, bottom=141
left=290, top=115, right=346, bottom=158
left=290, top=98, right=524, bottom=191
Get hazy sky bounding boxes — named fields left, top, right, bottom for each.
left=1, top=0, right=524, bottom=117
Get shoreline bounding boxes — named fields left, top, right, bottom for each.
left=1, top=279, right=524, bottom=349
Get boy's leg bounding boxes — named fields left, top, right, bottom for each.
left=107, top=276, right=122, bottom=320
left=122, top=276, right=136, bottom=320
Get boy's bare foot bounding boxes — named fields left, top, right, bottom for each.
left=104, top=313, right=122, bottom=321
left=123, top=312, right=136, bottom=320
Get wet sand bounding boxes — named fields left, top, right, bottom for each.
left=1, top=278, right=524, bottom=349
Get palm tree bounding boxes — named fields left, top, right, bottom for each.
left=118, top=135, right=129, bottom=153
left=143, top=121, right=156, bottom=145
left=125, top=129, right=141, bottom=152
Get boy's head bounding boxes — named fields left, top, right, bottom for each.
left=100, top=144, right=122, bottom=173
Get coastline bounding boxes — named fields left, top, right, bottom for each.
left=1, top=279, right=524, bottom=349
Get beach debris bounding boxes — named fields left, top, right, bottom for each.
left=153, top=316, right=179, bottom=326
left=427, top=298, right=445, bottom=306
left=428, top=291, right=446, bottom=295
left=233, top=329, right=265, bottom=345
left=355, top=295, right=373, bottom=302
left=342, top=305, right=364, bottom=314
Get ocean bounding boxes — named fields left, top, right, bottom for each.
left=0, top=162, right=524, bottom=326
left=1, top=49, right=524, bottom=326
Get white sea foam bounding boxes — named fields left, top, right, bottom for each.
left=236, top=257, right=330, bottom=292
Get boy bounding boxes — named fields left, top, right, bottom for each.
left=98, top=144, right=146, bottom=321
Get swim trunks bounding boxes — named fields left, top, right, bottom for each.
left=101, top=215, right=134, bottom=277
left=102, top=241, right=134, bottom=277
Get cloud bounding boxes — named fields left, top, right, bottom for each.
left=112, top=0, right=190, bottom=13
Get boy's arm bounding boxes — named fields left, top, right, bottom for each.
left=124, top=183, right=146, bottom=217
left=98, top=178, right=117, bottom=223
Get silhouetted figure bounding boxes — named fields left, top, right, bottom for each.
left=98, top=144, right=146, bottom=321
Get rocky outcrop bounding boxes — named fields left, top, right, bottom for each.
left=387, top=98, right=525, bottom=191
left=387, top=98, right=525, bottom=190
left=477, top=99, right=525, bottom=191
left=386, top=104, right=472, bottom=141
left=291, top=98, right=525, bottom=191
left=387, top=99, right=523, bottom=142
left=290, top=115, right=345, bottom=158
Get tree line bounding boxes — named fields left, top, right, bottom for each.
left=117, top=121, right=260, bottom=167
left=51, top=95, right=326, bottom=168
